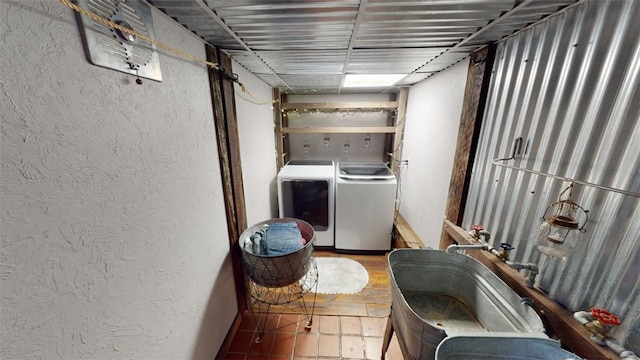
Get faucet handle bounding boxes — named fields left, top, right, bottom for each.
left=498, top=243, right=514, bottom=261
left=499, top=243, right=514, bottom=251
left=591, top=308, right=621, bottom=326
left=586, top=308, right=620, bottom=342
left=470, top=224, right=484, bottom=241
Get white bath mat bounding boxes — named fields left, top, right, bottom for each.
left=310, top=257, right=369, bottom=294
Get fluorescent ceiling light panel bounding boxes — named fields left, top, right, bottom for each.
left=343, top=74, right=407, bottom=87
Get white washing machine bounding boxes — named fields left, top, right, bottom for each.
left=277, top=160, right=335, bottom=247
left=335, top=162, right=397, bottom=251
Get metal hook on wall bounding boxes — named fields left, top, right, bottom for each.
left=495, top=137, right=523, bottom=161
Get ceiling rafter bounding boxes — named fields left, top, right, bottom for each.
left=339, top=0, right=369, bottom=94
left=192, top=0, right=294, bottom=93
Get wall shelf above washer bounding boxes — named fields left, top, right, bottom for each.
left=281, top=126, right=396, bottom=134
left=281, top=101, right=398, bottom=111
left=273, top=89, right=408, bottom=172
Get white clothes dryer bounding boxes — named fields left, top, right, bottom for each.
left=335, top=162, right=397, bottom=251
left=277, top=160, right=335, bottom=247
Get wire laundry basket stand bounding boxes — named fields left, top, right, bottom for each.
left=239, top=218, right=319, bottom=342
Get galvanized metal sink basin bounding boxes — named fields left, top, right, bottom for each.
left=435, top=335, right=582, bottom=359
left=389, top=249, right=547, bottom=360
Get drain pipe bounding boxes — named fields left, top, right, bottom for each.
left=574, top=310, right=640, bottom=360
left=504, top=260, right=538, bottom=288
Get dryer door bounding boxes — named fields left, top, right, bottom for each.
left=280, top=179, right=329, bottom=231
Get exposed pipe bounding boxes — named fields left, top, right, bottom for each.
left=448, top=239, right=538, bottom=288
left=573, top=311, right=640, bottom=360
left=505, top=261, right=538, bottom=288
left=492, top=159, right=640, bottom=198
left=605, top=339, right=640, bottom=360
left=573, top=310, right=592, bottom=325
left=445, top=243, right=488, bottom=253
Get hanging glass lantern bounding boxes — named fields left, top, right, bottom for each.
left=535, top=182, right=589, bottom=260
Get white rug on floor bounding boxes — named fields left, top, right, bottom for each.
left=311, top=257, right=369, bottom=294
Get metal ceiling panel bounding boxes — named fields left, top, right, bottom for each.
left=224, top=50, right=275, bottom=74
left=346, top=48, right=445, bottom=74
left=256, top=50, right=346, bottom=74
left=279, top=74, right=343, bottom=88
left=148, top=0, right=578, bottom=94
left=251, top=73, right=288, bottom=88
left=395, top=72, right=435, bottom=86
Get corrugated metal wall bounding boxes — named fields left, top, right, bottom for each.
left=463, top=0, right=639, bottom=352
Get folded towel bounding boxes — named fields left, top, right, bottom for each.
left=264, top=222, right=303, bottom=256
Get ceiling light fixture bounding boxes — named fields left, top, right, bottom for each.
left=342, top=74, right=406, bottom=88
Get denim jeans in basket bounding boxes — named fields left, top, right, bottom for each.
left=264, top=222, right=303, bottom=256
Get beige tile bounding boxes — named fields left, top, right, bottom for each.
left=364, top=336, right=383, bottom=360
left=361, top=317, right=386, bottom=337
left=293, top=331, right=318, bottom=357
left=319, top=315, right=340, bottom=334
left=340, top=316, right=362, bottom=335
left=341, top=335, right=365, bottom=359
left=318, top=334, right=340, bottom=357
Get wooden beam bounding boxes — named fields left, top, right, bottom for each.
left=391, top=87, right=409, bottom=173
left=220, top=53, right=247, bottom=235
left=393, top=212, right=424, bottom=249
left=273, top=88, right=284, bottom=170
left=282, top=94, right=291, bottom=165
left=214, top=311, right=243, bottom=360
left=443, top=219, right=618, bottom=360
left=383, top=94, right=397, bottom=165
left=282, top=126, right=396, bottom=134
left=440, top=45, right=496, bottom=249
left=281, top=101, right=398, bottom=111
left=206, top=45, right=248, bottom=313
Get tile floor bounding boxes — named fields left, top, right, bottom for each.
left=222, top=311, right=405, bottom=359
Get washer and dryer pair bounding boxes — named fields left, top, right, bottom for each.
left=277, top=160, right=397, bottom=251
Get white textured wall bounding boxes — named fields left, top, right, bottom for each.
left=400, top=61, right=469, bottom=249
left=233, top=63, right=278, bottom=226
left=0, top=1, right=236, bottom=359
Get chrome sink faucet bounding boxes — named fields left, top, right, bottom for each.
left=446, top=224, right=539, bottom=288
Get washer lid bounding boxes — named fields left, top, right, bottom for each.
left=287, top=160, right=333, bottom=166
left=338, top=162, right=395, bottom=180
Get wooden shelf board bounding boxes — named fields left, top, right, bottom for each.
left=281, top=101, right=398, bottom=111
left=282, top=126, right=396, bottom=134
